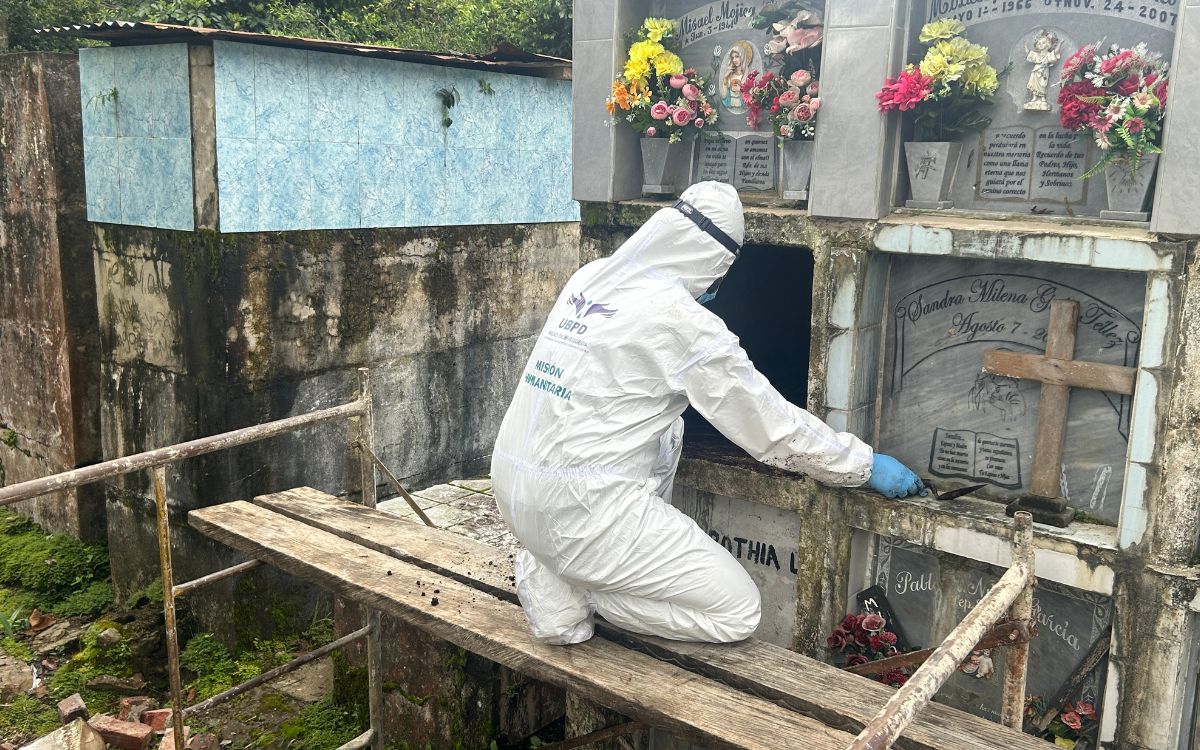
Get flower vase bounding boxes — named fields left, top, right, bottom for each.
left=640, top=138, right=689, bottom=196
left=904, top=142, right=962, bottom=209
left=1100, top=154, right=1159, bottom=222
left=780, top=140, right=815, bottom=201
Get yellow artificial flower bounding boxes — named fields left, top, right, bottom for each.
left=624, top=56, right=651, bottom=84
left=1054, top=738, right=1076, bottom=749
left=963, top=63, right=999, bottom=96
left=920, top=49, right=966, bottom=87
left=643, top=17, right=673, bottom=43
left=653, top=51, right=684, bottom=76
left=629, top=39, right=664, bottom=64
left=919, top=18, right=965, bottom=43
left=935, top=37, right=988, bottom=67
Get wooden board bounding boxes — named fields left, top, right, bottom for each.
left=249, top=488, right=1051, bottom=750
left=188, top=500, right=853, bottom=750
left=981, top=351, right=1135, bottom=396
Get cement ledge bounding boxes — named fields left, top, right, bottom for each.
left=678, top=453, right=1120, bottom=595
left=876, top=211, right=1187, bottom=273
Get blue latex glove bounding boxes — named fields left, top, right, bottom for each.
left=867, top=454, right=928, bottom=499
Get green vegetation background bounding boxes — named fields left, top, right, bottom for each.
left=4, top=0, right=573, bottom=58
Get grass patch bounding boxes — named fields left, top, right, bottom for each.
left=179, top=634, right=296, bottom=700
left=251, top=697, right=363, bottom=749
left=0, top=509, right=110, bottom=620
left=0, top=695, right=59, bottom=741
left=2, top=636, right=34, bottom=662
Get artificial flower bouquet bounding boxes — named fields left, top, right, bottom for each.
left=607, top=18, right=718, bottom=143
left=751, top=2, right=823, bottom=81
left=740, top=69, right=821, bottom=140
left=1057, top=42, right=1169, bottom=180
left=1025, top=695, right=1100, bottom=749
left=876, top=19, right=1002, bottom=141
left=825, top=612, right=911, bottom=688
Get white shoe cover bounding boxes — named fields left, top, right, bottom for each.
left=514, top=550, right=594, bottom=645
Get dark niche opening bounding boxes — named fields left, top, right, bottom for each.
left=682, top=243, right=815, bottom=456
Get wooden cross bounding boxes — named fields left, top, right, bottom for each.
left=981, top=299, right=1136, bottom=526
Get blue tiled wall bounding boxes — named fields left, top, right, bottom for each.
left=212, top=41, right=579, bottom=232
left=79, top=44, right=195, bottom=231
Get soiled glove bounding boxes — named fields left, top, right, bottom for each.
left=867, top=454, right=928, bottom=499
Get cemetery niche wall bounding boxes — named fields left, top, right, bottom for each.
left=878, top=256, right=1144, bottom=525
left=867, top=536, right=1112, bottom=737
left=908, top=0, right=1177, bottom=217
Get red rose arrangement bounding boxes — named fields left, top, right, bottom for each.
left=1058, top=41, right=1169, bottom=180
left=1025, top=695, right=1099, bottom=748
left=826, top=613, right=910, bottom=688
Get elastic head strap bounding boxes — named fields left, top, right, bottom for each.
left=673, top=199, right=741, bottom=259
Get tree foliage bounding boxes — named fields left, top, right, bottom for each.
left=3, top=0, right=573, bottom=57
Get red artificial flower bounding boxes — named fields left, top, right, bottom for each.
left=841, top=614, right=861, bottom=630
left=877, top=631, right=898, bottom=646
left=854, top=629, right=872, bottom=647
left=1061, top=711, right=1083, bottom=730
left=1060, top=44, right=1096, bottom=82
left=1058, top=81, right=1105, bottom=131
left=1075, top=701, right=1096, bottom=718
left=1155, top=79, right=1169, bottom=107
left=1115, top=75, right=1141, bottom=96
left=1099, top=49, right=1135, bottom=76
left=1127, top=116, right=1146, bottom=134
left=861, top=613, right=887, bottom=632
left=868, top=635, right=885, bottom=652
left=826, top=632, right=847, bottom=650
left=884, top=670, right=908, bottom=686
left=876, top=68, right=933, bottom=112
left=845, top=654, right=869, bottom=667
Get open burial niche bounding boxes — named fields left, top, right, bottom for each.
left=681, top=242, right=814, bottom=447
left=877, top=256, right=1145, bottom=525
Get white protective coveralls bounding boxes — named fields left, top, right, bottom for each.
left=491, top=181, right=874, bottom=645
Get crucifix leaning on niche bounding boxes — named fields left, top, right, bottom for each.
left=981, top=299, right=1137, bottom=526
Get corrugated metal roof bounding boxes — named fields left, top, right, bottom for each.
left=37, top=21, right=571, bottom=79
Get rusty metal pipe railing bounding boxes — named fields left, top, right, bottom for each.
left=1001, top=513, right=1036, bottom=728
left=357, top=442, right=435, bottom=527
left=153, top=467, right=187, bottom=750
left=846, top=512, right=1035, bottom=750
left=172, top=560, right=263, bottom=598
left=182, top=624, right=372, bottom=717
left=0, top=399, right=364, bottom=507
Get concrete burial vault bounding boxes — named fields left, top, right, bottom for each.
left=577, top=2, right=1200, bottom=749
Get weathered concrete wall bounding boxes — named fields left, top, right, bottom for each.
left=92, top=221, right=583, bottom=596
left=0, top=52, right=104, bottom=540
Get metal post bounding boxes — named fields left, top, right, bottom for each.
left=357, top=368, right=384, bottom=750
left=1001, top=511, right=1035, bottom=729
left=152, top=466, right=186, bottom=750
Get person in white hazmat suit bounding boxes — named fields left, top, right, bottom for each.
left=491, top=181, right=926, bottom=645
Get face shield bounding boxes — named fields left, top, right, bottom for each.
left=672, top=198, right=742, bottom=304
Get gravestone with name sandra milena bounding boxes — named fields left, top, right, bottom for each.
left=655, top=0, right=803, bottom=190
left=870, top=536, right=1112, bottom=726
left=916, top=0, right=1176, bottom=215
left=878, top=256, right=1145, bottom=524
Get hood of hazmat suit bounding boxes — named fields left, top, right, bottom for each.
left=492, top=181, right=874, bottom=645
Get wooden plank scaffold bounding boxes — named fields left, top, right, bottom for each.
left=0, top=366, right=1043, bottom=750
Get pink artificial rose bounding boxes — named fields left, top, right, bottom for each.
left=1061, top=711, right=1082, bottom=731
left=861, top=613, right=887, bottom=632
left=778, top=90, right=800, bottom=108
left=795, top=103, right=813, bottom=121
left=669, top=74, right=688, bottom=89
left=779, top=124, right=793, bottom=138
left=791, top=69, right=812, bottom=87
left=644, top=126, right=657, bottom=137
left=672, top=106, right=694, bottom=126
left=650, top=101, right=671, bottom=120
left=682, top=83, right=700, bottom=101
left=1075, top=702, right=1096, bottom=718
left=807, top=81, right=819, bottom=96
left=694, top=118, right=705, bottom=128
left=809, top=97, right=821, bottom=111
